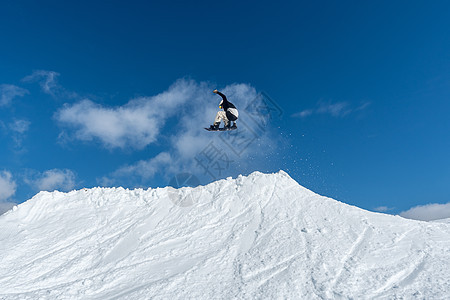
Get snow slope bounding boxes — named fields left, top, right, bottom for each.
left=1, top=171, right=449, bottom=299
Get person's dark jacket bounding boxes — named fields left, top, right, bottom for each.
left=216, top=92, right=238, bottom=121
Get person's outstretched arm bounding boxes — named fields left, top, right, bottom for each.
left=213, top=90, right=228, bottom=103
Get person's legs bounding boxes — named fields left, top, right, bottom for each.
left=214, top=111, right=229, bottom=127
left=225, top=109, right=238, bottom=129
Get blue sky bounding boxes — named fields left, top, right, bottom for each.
left=1, top=1, right=450, bottom=220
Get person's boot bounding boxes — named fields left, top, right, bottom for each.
left=225, top=122, right=231, bottom=130
left=231, top=122, right=237, bottom=129
left=209, top=123, right=220, bottom=130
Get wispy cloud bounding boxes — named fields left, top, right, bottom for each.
left=9, top=119, right=30, bottom=134
left=22, top=70, right=60, bottom=95
left=0, top=84, right=29, bottom=107
left=22, top=70, right=78, bottom=100
left=0, top=119, right=31, bottom=154
left=294, top=109, right=313, bottom=118
left=25, top=169, right=76, bottom=192
left=0, top=171, right=17, bottom=202
left=292, top=101, right=370, bottom=119
left=317, top=102, right=351, bottom=117
left=9, top=119, right=31, bottom=153
left=400, top=202, right=450, bottom=221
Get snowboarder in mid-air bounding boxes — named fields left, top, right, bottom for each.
left=207, top=89, right=239, bottom=131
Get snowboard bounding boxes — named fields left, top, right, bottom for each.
left=204, top=127, right=237, bottom=132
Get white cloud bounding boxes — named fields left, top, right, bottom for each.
left=400, top=202, right=450, bottom=221
left=22, top=70, right=60, bottom=95
left=9, top=119, right=30, bottom=134
left=0, top=171, right=17, bottom=202
left=354, top=102, right=371, bottom=112
left=293, top=101, right=370, bottom=118
left=292, top=109, right=313, bottom=118
left=56, top=79, right=199, bottom=150
left=0, top=84, right=29, bottom=106
left=22, top=70, right=78, bottom=100
left=25, top=169, right=76, bottom=192
left=0, top=119, right=31, bottom=153
left=317, top=102, right=351, bottom=117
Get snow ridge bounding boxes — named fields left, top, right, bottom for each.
left=0, top=171, right=449, bottom=299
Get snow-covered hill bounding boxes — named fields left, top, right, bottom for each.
left=1, top=171, right=449, bottom=299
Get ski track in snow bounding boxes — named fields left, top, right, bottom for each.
left=370, top=253, right=427, bottom=298
left=1, top=171, right=450, bottom=299
left=327, top=225, right=373, bottom=298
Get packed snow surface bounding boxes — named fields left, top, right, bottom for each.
left=1, top=171, right=449, bottom=299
